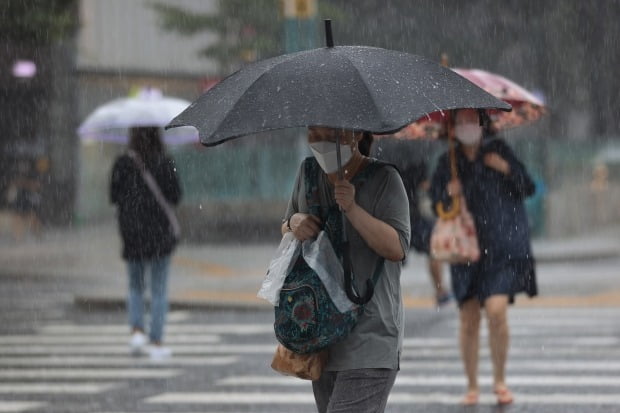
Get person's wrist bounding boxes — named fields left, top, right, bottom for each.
left=344, top=202, right=357, bottom=214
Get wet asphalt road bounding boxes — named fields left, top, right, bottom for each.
left=1, top=267, right=620, bottom=413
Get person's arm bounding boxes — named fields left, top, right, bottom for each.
left=281, top=161, right=323, bottom=240
left=483, top=140, right=535, bottom=199
left=334, top=168, right=409, bottom=262
left=341, top=197, right=404, bottom=261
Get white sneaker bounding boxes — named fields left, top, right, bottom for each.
left=129, top=332, right=147, bottom=355
left=148, top=345, right=172, bottom=360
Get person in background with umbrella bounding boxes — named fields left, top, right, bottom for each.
left=401, top=160, right=451, bottom=308
left=283, top=126, right=410, bottom=413
left=430, top=108, right=537, bottom=406
left=110, top=126, right=182, bottom=360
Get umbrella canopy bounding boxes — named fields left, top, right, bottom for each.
left=391, top=68, right=546, bottom=140
left=167, top=47, right=510, bottom=147
left=78, top=88, right=198, bottom=145
left=166, top=21, right=510, bottom=305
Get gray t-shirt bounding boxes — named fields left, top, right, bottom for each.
left=284, top=158, right=410, bottom=370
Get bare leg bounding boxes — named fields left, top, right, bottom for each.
left=459, top=298, right=481, bottom=403
left=428, top=258, right=446, bottom=297
left=484, top=295, right=511, bottom=395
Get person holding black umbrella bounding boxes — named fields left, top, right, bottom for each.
left=430, top=109, right=537, bottom=405
left=283, top=127, right=410, bottom=413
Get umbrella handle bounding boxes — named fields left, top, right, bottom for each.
left=342, top=242, right=374, bottom=305
left=335, top=133, right=349, bottom=242
left=336, top=134, right=372, bottom=305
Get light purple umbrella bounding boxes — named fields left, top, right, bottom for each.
left=78, top=88, right=198, bottom=145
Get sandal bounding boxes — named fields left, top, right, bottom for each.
left=461, top=390, right=479, bottom=406
left=494, top=387, right=514, bottom=405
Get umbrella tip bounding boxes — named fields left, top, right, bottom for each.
left=324, top=19, right=334, bottom=48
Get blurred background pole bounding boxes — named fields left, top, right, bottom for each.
left=281, top=0, right=319, bottom=175
left=281, top=0, right=318, bottom=53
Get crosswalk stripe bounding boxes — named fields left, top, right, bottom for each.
left=146, top=392, right=315, bottom=404
left=38, top=324, right=274, bottom=335
left=0, top=355, right=238, bottom=367
left=0, top=402, right=47, bottom=412
left=403, top=336, right=619, bottom=346
left=0, top=383, right=117, bottom=394
left=388, top=393, right=620, bottom=404
left=36, top=323, right=618, bottom=339
left=400, top=360, right=620, bottom=371
left=395, top=375, right=620, bottom=386
left=144, top=391, right=620, bottom=405
left=0, top=334, right=221, bottom=344
left=0, top=344, right=276, bottom=355
left=0, top=343, right=616, bottom=357
left=216, top=374, right=620, bottom=387
left=0, top=368, right=180, bottom=379
left=401, top=347, right=620, bottom=357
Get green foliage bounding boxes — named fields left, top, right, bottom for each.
left=152, top=0, right=350, bottom=74
left=0, top=0, right=78, bottom=44
left=152, top=0, right=283, bottom=74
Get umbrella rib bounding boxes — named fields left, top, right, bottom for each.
left=337, top=53, right=385, bottom=131
left=204, top=52, right=311, bottom=144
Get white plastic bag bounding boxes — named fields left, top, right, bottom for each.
left=302, top=231, right=355, bottom=313
left=257, top=231, right=300, bottom=305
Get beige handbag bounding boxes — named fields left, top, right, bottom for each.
left=430, top=134, right=481, bottom=264
left=271, top=344, right=328, bottom=381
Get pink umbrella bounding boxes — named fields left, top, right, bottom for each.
left=386, top=68, right=546, bottom=140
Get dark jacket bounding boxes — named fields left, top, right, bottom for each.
left=430, top=138, right=535, bottom=264
left=110, top=153, right=182, bottom=260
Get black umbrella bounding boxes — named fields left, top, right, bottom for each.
left=167, top=20, right=510, bottom=305
left=167, top=21, right=510, bottom=147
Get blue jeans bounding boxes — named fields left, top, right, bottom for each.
left=127, top=256, right=170, bottom=343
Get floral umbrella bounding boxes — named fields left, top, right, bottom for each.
left=389, top=68, right=546, bottom=140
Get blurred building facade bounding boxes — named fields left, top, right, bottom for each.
left=2, top=1, right=617, bottom=240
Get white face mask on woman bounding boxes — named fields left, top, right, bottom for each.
left=308, top=141, right=354, bottom=174
left=455, top=123, right=483, bottom=146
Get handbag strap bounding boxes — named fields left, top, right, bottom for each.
left=127, top=150, right=181, bottom=238
left=303, top=157, right=385, bottom=305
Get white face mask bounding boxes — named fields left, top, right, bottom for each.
left=455, top=123, right=482, bottom=146
left=309, top=141, right=354, bottom=174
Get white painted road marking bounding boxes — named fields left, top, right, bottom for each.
left=216, top=374, right=620, bottom=387
left=0, top=355, right=238, bottom=367
left=38, top=324, right=274, bottom=335
left=0, top=402, right=47, bottom=412
left=145, top=391, right=620, bottom=405
left=0, top=382, right=117, bottom=394
left=0, top=368, right=180, bottom=379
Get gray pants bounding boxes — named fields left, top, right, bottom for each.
left=312, top=369, right=398, bottom=413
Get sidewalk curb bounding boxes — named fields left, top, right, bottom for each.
left=533, top=249, right=620, bottom=263
left=73, top=295, right=272, bottom=312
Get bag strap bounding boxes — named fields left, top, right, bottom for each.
left=303, top=157, right=385, bottom=305
left=127, top=150, right=181, bottom=238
